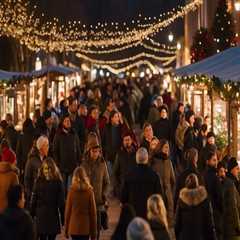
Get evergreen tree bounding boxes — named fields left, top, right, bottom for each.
left=212, top=0, right=235, bottom=52
left=191, top=27, right=216, bottom=63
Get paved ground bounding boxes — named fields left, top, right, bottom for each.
left=56, top=197, right=121, bottom=240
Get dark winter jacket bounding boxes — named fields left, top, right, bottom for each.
left=175, top=186, right=217, bottom=240
left=222, top=177, right=240, bottom=239
left=24, top=148, right=43, bottom=200
left=121, top=164, right=162, bottom=219
left=227, top=172, right=240, bottom=195
left=148, top=220, right=170, bottom=240
left=16, top=126, right=36, bottom=172
left=153, top=118, right=171, bottom=142
left=113, top=146, right=137, bottom=197
left=4, top=125, right=19, bottom=153
left=53, top=128, right=81, bottom=174
left=30, top=178, right=65, bottom=235
left=198, top=144, right=217, bottom=173
left=204, top=166, right=224, bottom=237
left=0, top=207, right=35, bottom=240
left=102, top=124, right=122, bottom=163
left=183, top=126, right=198, bottom=152
left=174, top=165, right=204, bottom=209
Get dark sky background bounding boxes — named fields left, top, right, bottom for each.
left=30, top=0, right=184, bottom=36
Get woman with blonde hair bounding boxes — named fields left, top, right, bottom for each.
left=30, top=157, right=64, bottom=240
left=65, top=166, right=97, bottom=240
left=147, top=194, right=170, bottom=240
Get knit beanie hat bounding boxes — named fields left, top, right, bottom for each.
left=127, top=217, right=154, bottom=240
left=85, top=132, right=100, bottom=152
left=159, top=104, right=168, bottom=114
left=228, top=157, right=239, bottom=172
left=185, top=110, right=195, bottom=123
left=207, top=131, right=215, bottom=139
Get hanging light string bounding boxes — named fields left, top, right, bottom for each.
left=76, top=52, right=176, bottom=65
left=0, top=0, right=202, bottom=52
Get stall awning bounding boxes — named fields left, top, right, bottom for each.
left=0, top=70, right=29, bottom=81
left=31, top=65, right=79, bottom=79
left=175, top=47, right=240, bottom=82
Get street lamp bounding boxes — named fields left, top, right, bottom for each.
left=168, top=32, right=174, bottom=42
left=235, top=1, right=240, bottom=11
left=177, top=42, right=182, bottom=50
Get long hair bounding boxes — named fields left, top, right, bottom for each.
left=111, top=204, right=136, bottom=240
left=147, top=194, right=168, bottom=230
left=38, top=157, right=62, bottom=181
left=72, top=166, right=92, bottom=190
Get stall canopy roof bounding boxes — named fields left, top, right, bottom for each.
left=31, top=65, right=79, bottom=78
left=175, top=47, right=240, bottom=82
left=0, top=70, right=29, bottom=81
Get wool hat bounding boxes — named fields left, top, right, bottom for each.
left=42, top=110, right=52, bottom=121
left=185, top=110, right=195, bottom=123
left=127, top=217, right=154, bottom=240
left=207, top=131, right=215, bottom=139
left=36, top=136, right=49, bottom=151
left=159, top=104, right=168, bottom=114
left=228, top=157, right=239, bottom=172
left=85, top=132, right=100, bottom=152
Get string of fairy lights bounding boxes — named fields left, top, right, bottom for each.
left=0, top=0, right=203, bottom=52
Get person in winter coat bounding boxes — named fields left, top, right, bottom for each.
left=217, top=161, right=240, bottom=239
left=183, top=110, right=198, bottom=153
left=227, top=157, right=240, bottom=194
left=121, top=147, right=162, bottom=219
left=171, top=102, right=184, bottom=138
left=102, top=110, right=123, bottom=164
left=65, top=166, right=97, bottom=240
left=175, top=174, right=217, bottom=240
left=30, top=158, right=65, bottom=240
left=86, top=105, right=101, bottom=139
left=127, top=217, right=154, bottom=240
left=174, top=148, right=204, bottom=209
left=24, top=136, right=49, bottom=204
left=198, top=132, right=217, bottom=173
left=111, top=204, right=136, bottom=240
left=68, top=97, right=86, bottom=151
left=82, top=134, right=110, bottom=239
left=53, top=114, right=81, bottom=193
left=153, top=104, right=171, bottom=142
left=147, top=96, right=163, bottom=125
left=140, top=123, right=154, bottom=152
left=204, top=151, right=224, bottom=240
left=16, top=118, right=36, bottom=181
left=196, top=123, right=208, bottom=151
left=147, top=194, right=170, bottom=240
left=0, top=139, right=16, bottom=165
left=149, top=139, right=175, bottom=228
left=4, top=113, right=19, bottom=153
left=113, top=131, right=137, bottom=199
left=0, top=161, right=19, bottom=213
left=0, top=184, right=35, bottom=240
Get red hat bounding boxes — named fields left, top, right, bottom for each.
left=1, top=147, right=16, bottom=165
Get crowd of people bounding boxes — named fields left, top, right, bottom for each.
left=0, top=76, right=239, bottom=240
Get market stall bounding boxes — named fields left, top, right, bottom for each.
left=175, top=46, right=240, bottom=158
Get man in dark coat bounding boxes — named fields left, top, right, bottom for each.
left=217, top=161, right=240, bottom=239
left=0, top=184, right=35, bottom=240
left=113, top=131, right=137, bottom=198
left=24, top=136, right=49, bottom=205
left=4, top=114, right=19, bottom=153
left=153, top=104, right=171, bottom=142
left=198, top=132, right=217, bottom=173
left=68, top=97, right=85, bottom=151
left=121, top=147, right=162, bottom=219
left=204, top=151, right=224, bottom=240
left=53, top=114, right=81, bottom=193
left=227, top=157, right=240, bottom=194
left=183, top=110, right=198, bottom=152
